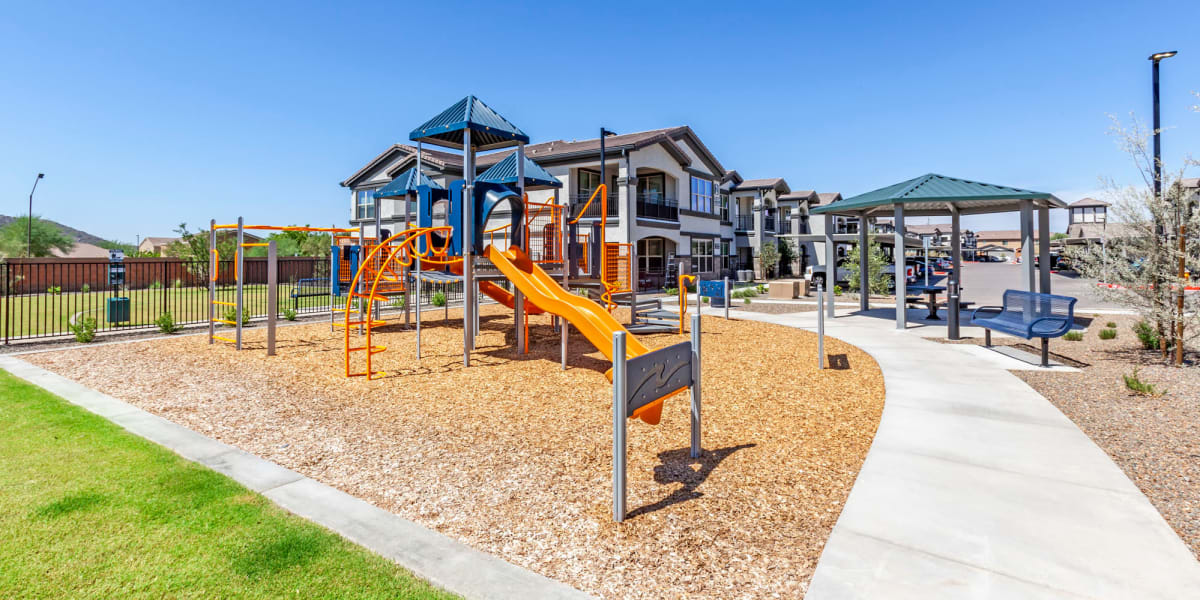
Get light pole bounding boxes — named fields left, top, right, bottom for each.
left=27, top=173, right=45, bottom=257
left=599, top=128, right=617, bottom=203
left=1149, top=50, right=1183, bottom=365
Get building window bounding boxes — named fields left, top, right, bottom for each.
left=637, top=238, right=665, bottom=274
left=355, top=188, right=377, bottom=220
left=690, top=177, right=713, bottom=213
left=1095, top=207, right=1106, bottom=222
left=691, top=238, right=714, bottom=273
left=578, top=169, right=601, bottom=195
left=719, top=192, right=730, bottom=221
left=638, top=174, right=667, bottom=203
left=720, top=239, right=732, bottom=270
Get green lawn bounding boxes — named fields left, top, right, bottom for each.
left=0, top=370, right=456, bottom=599
left=1, top=285, right=334, bottom=338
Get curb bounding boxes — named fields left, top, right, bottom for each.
left=0, top=354, right=592, bottom=600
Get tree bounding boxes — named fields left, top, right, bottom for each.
left=0, top=216, right=74, bottom=258
left=1051, top=232, right=1069, bottom=241
left=268, top=226, right=332, bottom=257
left=842, top=237, right=891, bottom=295
left=1067, top=116, right=1199, bottom=365
left=758, top=242, right=781, bottom=279
left=777, top=238, right=796, bottom=276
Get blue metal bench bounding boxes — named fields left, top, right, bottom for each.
left=290, top=277, right=331, bottom=310
left=970, top=289, right=1077, bottom=367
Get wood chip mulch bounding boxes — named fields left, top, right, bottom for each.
left=24, top=304, right=885, bottom=598
left=943, top=313, right=1200, bottom=561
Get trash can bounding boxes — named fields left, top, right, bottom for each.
left=107, top=297, right=130, bottom=323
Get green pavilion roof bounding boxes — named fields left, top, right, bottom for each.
left=811, top=173, right=1065, bottom=217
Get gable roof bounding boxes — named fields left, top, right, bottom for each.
left=815, top=192, right=842, bottom=206
left=473, top=126, right=726, bottom=177
left=409, top=95, right=529, bottom=151
left=733, top=178, right=790, bottom=193
left=341, top=144, right=461, bottom=188
left=477, top=153, right=562, bottom=189
left=375, top=167, right=444, bottom=199
left=778, top=190, right=817, bottom=202
left=812, top=173, right=1064, bottom=217
left=1069, top=197, right=1110, bottom=208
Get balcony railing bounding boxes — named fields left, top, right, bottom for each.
left=778, top=219, right=792, bottom=234
left=735, top=215, right=754, bottom=231
left=570, top=192, right=619, bottom=219
left=764, top=216, right=776, bottom=232
left=636, top=194, right=677, bottom=221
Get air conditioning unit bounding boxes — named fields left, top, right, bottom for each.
left=737, top=270, right=752, bottom=282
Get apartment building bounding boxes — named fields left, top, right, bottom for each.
left=340, top=126, right=735, bottom=290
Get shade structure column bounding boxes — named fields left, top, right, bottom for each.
left=893, top=204, right=906, bottom=330
left=949, top=203, right=963, bottom=339
left=514, top=142, right=525, bottom=354
left=858, top=211, right=869, bottom=311
left=463, top=129, right=475, bottom=366
left=1020, top=199, right=1035, bottom=292
left=823, top=213, right=835, bottom=318
left=1038, top=201, right=1052, bottom=294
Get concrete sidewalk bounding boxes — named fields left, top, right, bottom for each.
left=712, top=306, right=1200, bottom=599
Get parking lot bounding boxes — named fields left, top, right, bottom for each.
left=934, top=261, right=1125, bottom=311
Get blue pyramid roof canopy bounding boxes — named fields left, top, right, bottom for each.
left=409, top=96, right=530, bottom=151
left=811, top=173, right=1065, bottom=217
left=477, top=153, right=562, bottom=189
left=374, top=167, right=444, bottom=199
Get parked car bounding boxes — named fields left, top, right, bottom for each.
left=807, top=259, right=901, bottom=291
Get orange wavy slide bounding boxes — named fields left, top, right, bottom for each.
left=485, top=245, right=672, bottom=424
left=448, top=258, right=545, bottom=314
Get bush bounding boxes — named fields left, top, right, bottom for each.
left=663, top=287, right=678, bottom=296
left=1099, top=328, right=1117, bottom=340
left=80, top=283, right=91, bottom=293
left=221, top=307, right=249, bottom=327
left=1106, top=321, right=1117, bottom=328
left=46, top=285, right=62, bottom=295
left=154, top=311, right=181, bottom=334
left=390, top=297, right=406, bottom=309
left=432, top=291, right=447, bottom=307
left=283, top=308, right=297, bottom=321
left=1123, top=366, right=1164, bottom=396
left=149, top=280, right=163, bottom=290
left=1063, top=331, right=1083, bottom=341
left=1132, top=320, right=1160, bottom=350
left=172, top=278, right=183, bottom=289
left=69, top=316, right=97, bottom=343
left=833, top=285, right=843, bottom=296
left=702, top=296, right=711, bottom=304
left=743, top=297, right=751, bottom=304
left=757, top=284, right=767, bottom=294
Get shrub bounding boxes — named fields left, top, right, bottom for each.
left=172, top=278, right=184, bottom=289
left=80, top=283, right=91, bottom=293
left=757, top=284, right=767, bottom=294
left=1132, top=320, right=1160, bottom=350
left=664, top=287, right=678, bottom=296
left=1099, top=328, right=1117, bottom=340
left=743, top=297, right=751, bottom=304
left=149, top=280, right=163, bottom=290
left=1063, top=331, right=1083, bottom=341
left=432, top=291, right=447, bottom=307
left=46, top=285, right=62, bottom=295
left=221, top=307, right=250, bottom=327
left=390, top=297, right=406, bottom=309
left=69, top=316, right=97, bottom=343
left=283, top=308, right=297, bottom=321
left=702, top=296, right=710, bottom=304
left=833, top=285, right=843, bottom=296
left=154, top=312, right=181, bottom=334
left=1123, top=366, right=1164, bottom=397
left=1106, top=321, right=1117, bottom=328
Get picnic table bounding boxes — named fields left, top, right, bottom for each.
left=906, top=284, right=947, bottom=320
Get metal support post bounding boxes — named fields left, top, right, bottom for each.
left=463, top=131, right=474, bottom=365
left=235, top=217, right=244, bottom=350
left=611, top=331, right=627, bottom=522
left=208, top=219, right=216, bottom=344
left=947, top=277, right=960, bottom=341
left=723, top=276, right=730, bottom=320
left=561, top=205, right=569, bottom=370
left=817, top=283, right=825, bottom=370
left=267, top=240, right=277, bottom=356
left=515, top=288, right=525, bottom=356
left=893, top=204, right=907, bottom=330
left=690, top=313, right=702, bottom=459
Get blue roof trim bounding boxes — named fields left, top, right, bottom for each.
left=477, top=153, right=562, bottom=189
left=409, top=95, right=529, bottom=150
left=374, top=167, right=444, bottom=198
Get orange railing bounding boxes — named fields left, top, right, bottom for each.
left=566, top=184, right=632, bottom=311
left=678, top=273, right=697, bottom=334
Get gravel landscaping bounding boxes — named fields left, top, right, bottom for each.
left=23, top=304, right=885, bottom=599
left=951, top=313, right=1199, bottom=559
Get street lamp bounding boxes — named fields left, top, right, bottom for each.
left=599, top=127, right=617, bottom=203
left=1149, top=51, right=1176, bottom=202
left=27, top=173, right=44, bottom=257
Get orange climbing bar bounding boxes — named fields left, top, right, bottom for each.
left=678, top=273, right=697, bottom=334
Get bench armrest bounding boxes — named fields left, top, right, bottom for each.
left=970, top=305, right=1003, bottom=321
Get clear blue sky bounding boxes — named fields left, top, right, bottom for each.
left=2, top=0, right=1198, bottom=242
